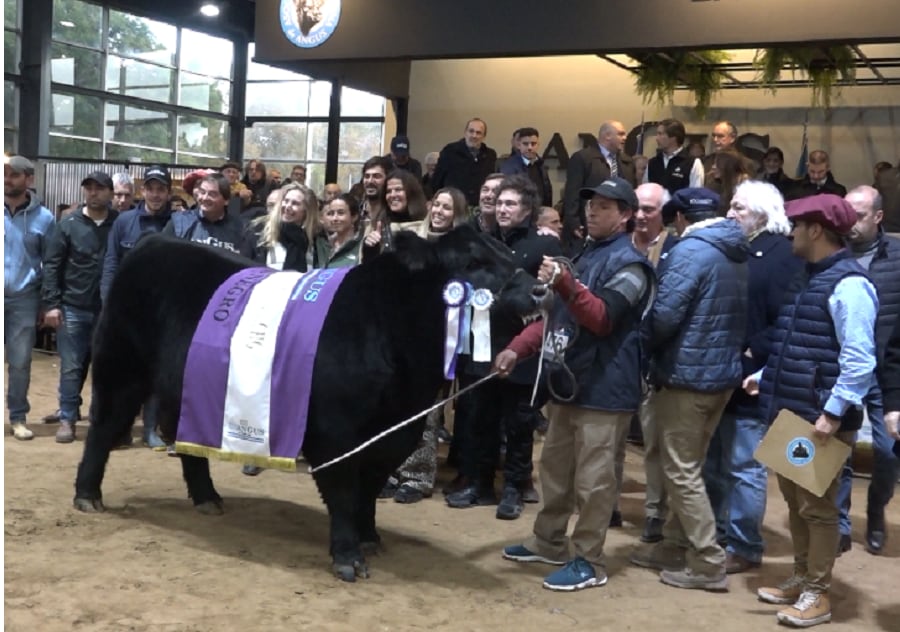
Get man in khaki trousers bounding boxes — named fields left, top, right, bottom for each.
left=630, top=188, right=749, bottom=591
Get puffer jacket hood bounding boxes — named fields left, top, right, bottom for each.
left=681, top=217, right=750, bottom=264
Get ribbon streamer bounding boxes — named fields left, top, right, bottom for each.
left=443, top=281, right=466, bottom=379
left=470, top=288, right=494, bottom=363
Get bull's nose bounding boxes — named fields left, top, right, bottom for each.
left=531, top=285, right=548, bottom=298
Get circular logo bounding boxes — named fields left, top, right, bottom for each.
left=786, top=437, right=815, bottom=466
left=280, top=0, right=341, bottom=49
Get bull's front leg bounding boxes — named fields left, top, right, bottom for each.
left=315, top=467, right=369, bottom=582
left=180, top=454, right=224, bottom=515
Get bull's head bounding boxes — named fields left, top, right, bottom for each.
left=294, top=0, right=326, bottom=35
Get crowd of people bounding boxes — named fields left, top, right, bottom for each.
left=5, top=113, right=900, bottom=627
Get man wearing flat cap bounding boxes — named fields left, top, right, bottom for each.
left=4, top=155, right=55, bottom=440
left=494, top=177, right=655, bottom=591
left=631, top=187, right=749, bottom=592
left=745, top=194, right=878, bottom=628
left=41, top=171, right=118, bottom=443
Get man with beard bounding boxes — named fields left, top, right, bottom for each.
left=359, top=156, right=391, bottom=222
left=41, top=171, right=118, bottom=443
left=500, top=128, right=553, bottom=206
left=4, top=156, right=55, bottom=440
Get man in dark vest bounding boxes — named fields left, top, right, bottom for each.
left=645, top=118, right=705, bottom=194
left=495, top=177, right=654, bottom=591
left=749, top=194, right=878, bottom=628
left=630, top=187, right=749, bottom=592
left=835, top=185, right=900, bottom=556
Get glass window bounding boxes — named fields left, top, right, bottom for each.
left=105, top=143, right=173, bottom=164
left=307, top=122, right=328, bottom=161
left=244, top=122, right=308, bottom=162
left=49, top=135, right=101, bottom=159
left=340, top=87, right=385, bottom=117
left=309, top=81, right=332, bottom=116
left=51, top=42, right=103, bottom=89
left=5, top=81, right=17, bottom=130
left=106, top=56, right=174, bottom=104
left=52, top=0, right=102, bottom=50
left=245, top=81, right=310, bottom=117
left=306, top=163, right=326, bottom=195
left=247, top=43, right=308, bottom=81
left=5, top=0, right=17, bottom=28
left=338, top=122, right=383, bottom=162
left=4, top=129, right=16, bottom=155
left=104, top=102, right=173, bottom=150
left=51, top=92, right=102, bottom=139
left=177, top=114, right=229, bottom=158
left=336, top=162, right=364, bottom=190
left=108, top=11, right=176, bottom=67
left=4, top=30, right=16, bottom=74
left=180, top=29, right=233, bottom=79
left=179, top=72, right=230, bottom=114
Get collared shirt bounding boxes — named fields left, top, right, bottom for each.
left=642, top=146, right=705, bottom=187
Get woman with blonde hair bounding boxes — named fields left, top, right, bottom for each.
left=246, top=182, right=319, bottom=272
left=420, top=187, right=469, bottom=240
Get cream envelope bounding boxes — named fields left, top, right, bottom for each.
left=754, top=410, right=852, bottom=497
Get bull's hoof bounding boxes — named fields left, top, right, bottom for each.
left=73, top=497, right=106, bottom=513
left=194, top=499, right=225, bottom=515
left=332, top=559, right=369, bottom=582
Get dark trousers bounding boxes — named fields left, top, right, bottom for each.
left=472, top=380, right=537, bottom=488
left=449, top=372, right=480, bottom=477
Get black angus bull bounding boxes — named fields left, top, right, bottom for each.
left=73, top=225, right=543, bottom=581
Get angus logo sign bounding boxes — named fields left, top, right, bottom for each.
left=279, top=0, right=341, bottom=49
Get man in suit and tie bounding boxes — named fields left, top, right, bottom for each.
left=562, top=121, right=636, bottom=248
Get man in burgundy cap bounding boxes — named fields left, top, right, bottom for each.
left=743, top=194, right=878, bottom=628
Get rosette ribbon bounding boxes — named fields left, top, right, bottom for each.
left=470, top=288, right=494, bottom=362
left=443, top=280, right=468, bottom=379
left=460, top=282, right=474, bottom=355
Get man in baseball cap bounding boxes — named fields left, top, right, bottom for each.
left=143, top=164, right=171, bottom=187
left=387, top=135, right=422, bottom=179
left=80, top=171, right=114, bottom=190
left=661, top=186, right=720, bottom=232
left=6, top=155, right=35, bottom=176
left=495, top=174, right=655, bottom=590
left=748, top=192, right=878, bottom=627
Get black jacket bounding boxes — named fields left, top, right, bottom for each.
left=562, top=145, right=636, bottom=241
left=785, top=172, right=847, bottom=201
left=882, top=314, right=900, bottom=413
left=499, top=154, right=553, bottom=206
left=385, top=155, right=423, bottom=180
left=42, top=208, right=119, bottom=313
left=431, top=139, right=498, bottom=207
left=759, top=169, right=797, bottom=197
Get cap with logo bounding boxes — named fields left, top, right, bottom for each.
left=6, top=155, right=35, bottom=175
left=579, top=177, right=639, bottom=210
left=662, top=187, right=720, bottom=223
left=390, top=135, right=410, bottom=155
left=80, top=171, right=114, bottom=189
left=785, top=193, right=857, bottom=235
left=143, top=165, right=171, bottom=186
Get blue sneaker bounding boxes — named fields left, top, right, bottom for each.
left=542, top=557, right=607, bottom=591
left=502, top=544, right=565, bottom=565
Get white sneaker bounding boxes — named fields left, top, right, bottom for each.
left=11, top=423, right=34, bottom=441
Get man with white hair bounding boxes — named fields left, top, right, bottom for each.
left=836, top=185, right=900, bottom=556
left=111, top=173, right=135, bottom=212
left=703, top=180, right=802, bottom=573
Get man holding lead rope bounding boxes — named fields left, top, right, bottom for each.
left=493, top=177, right=655, bottom=591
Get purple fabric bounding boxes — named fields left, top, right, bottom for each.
left=176, top=266, right=350, bottom=461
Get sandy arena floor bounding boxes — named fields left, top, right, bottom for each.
left=4, top=352, right=900, bottom=631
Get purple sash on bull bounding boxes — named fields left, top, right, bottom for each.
left=175, top=266, right=350, bottom=471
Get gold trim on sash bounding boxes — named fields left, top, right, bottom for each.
left=173, top=442, right=300, bottom=472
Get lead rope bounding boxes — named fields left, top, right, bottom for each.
left=308, top=372, right=498, bottom=474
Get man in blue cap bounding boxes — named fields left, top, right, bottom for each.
left=631, top=187, right=749, bottom=592
left=746, top=194, right=878, bottom=628
left=386, top=135, right=422, bottom=179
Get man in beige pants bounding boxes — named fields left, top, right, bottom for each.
left=630, top=187, right=749, bottom=591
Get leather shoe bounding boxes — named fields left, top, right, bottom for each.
left=641, top=517, right=664, bottom=543
left=725, top=552, right=760, bottom=574
left=837, top=533, right=852, bottom=556
left=446, top=484, right=497, bottom=508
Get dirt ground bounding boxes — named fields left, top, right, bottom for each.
left=5, top=352, right=900, bottom=632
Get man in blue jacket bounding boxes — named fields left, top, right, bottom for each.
left=100, top=164, right=173, bottom=448
left=4, top=156, right=55, bottom=440
left=631, top=187, right=749, bottom=592
left=749, top=194, right=877, bottom=628
left=703, top=180, right=801, bottom=574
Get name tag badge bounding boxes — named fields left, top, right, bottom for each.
left=544, top=328, right=571, bottom=362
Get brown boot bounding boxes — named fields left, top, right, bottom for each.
left=55, top=421, right=75, bottom=444
left=776, top=591, right=831, bottom=627
left=725, top=552, right=760, bottom=574
left=757, top=575, right=804, bottom=604
left=629, top=542, right=686, bottom=571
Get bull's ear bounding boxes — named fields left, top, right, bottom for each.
left=391, top=230, right=436, bottom=272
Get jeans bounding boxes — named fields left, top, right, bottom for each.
left=56, top=305, right=97, bottom=422
left=703, top=412, right=768, bottom=562
left=838, top=387, right=898, bottom=534
left=4, top=291, right=40, bottom=421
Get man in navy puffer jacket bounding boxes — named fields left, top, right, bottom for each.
left=631, top=187, right=749, bottom=592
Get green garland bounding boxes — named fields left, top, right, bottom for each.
left=754, top=46, right=856, bottom=109
left=631, top=50, right=731, bottom=119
